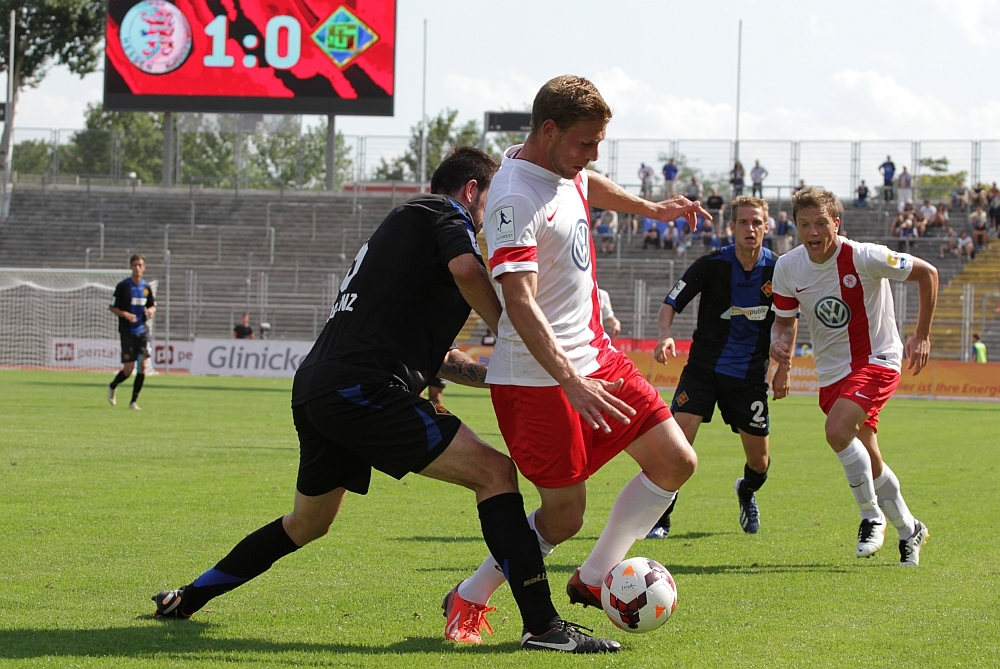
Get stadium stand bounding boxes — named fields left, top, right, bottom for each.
left=1, top=183, right=995, bottom=358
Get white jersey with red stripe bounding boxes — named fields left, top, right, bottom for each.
left=483, top=145, right=610, bottom=386
left=771, top=239, right=913, bottom=387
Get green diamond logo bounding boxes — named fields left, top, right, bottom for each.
left=312, top=6, right=379, bottom=69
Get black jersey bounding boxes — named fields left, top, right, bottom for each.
left=665, top=245, right=777, bottom=380
left=111, top=277, right=155, bottom=336
left=292, top=194, right=483, bottom=405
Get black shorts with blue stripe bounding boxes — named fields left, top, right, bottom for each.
left=292, top=381, right=462, bottom=497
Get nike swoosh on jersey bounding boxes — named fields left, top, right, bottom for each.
left=795, top=286, right=812, bottom=293
left=522, top=637, right=578, bottom=651
left=546, top=208, right=559, bottom=222
left=855, top=392, right=871, bottom=399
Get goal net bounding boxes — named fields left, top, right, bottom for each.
left=0, top=269, right=156, bottom=370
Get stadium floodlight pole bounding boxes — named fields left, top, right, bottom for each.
left=734, top=19, right=742, bottom=165
left=1, top=9, right=15, bottom=219
left=419, top=18, right=428, bottom=193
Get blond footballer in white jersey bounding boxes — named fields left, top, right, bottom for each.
left=446, top=76, right=713, bottom=638
left=770, top=187, right=938, bottom=567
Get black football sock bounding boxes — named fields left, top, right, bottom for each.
left=477, top=493, right=559, bottom=635
left=654, top=492, right=678, bottom=528
left=181, top=517, right=299, bottom=614
left=738, top=462, right=769, bottom=497
left=110, top=371, right=128, bottom=389
left=131, top=373, right=145, bottom=403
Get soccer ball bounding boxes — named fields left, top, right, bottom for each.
left=601, top=557, right=677, bottom=633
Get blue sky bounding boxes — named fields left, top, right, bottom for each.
left=15, top=0, right=1000, bottom=140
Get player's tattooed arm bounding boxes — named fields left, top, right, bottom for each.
left=437, top=349, right=489, bottom=388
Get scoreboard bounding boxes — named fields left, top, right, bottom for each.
left=104, top=0, right=396, bottom=115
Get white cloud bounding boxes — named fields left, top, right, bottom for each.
left=928, top=0, right=1000, bottom=46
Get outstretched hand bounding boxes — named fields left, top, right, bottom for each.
left=650, top=196, right=713, bottom=228
left=562, top=376, right=637, bottom=433
left=770, top=339, right=792, bottom=367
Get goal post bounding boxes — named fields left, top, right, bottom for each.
left=0, top=268, right=156, bottom=370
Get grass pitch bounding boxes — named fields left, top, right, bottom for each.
left=0, top=369, right=998, bottom=668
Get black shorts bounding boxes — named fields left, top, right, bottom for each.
left=293, top=382, right=462, bottom=497
left=120, top=332, right=150, bottom=364
left=670, top=366, right=770, bottom=436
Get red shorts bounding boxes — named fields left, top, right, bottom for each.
left=491, top=350, right=672, bottom=488
left=818, top=364, right=900, bottom=431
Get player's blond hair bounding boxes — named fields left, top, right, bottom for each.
left=729, top=195, right=769, bottom=222
left=792, top=186, right=841, bottom=222
left=531, top=75, right=612, bottom=133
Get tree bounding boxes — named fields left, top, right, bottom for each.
left=11, top=138, right=50, bottom=175
left=373, top=109, right=481, bottom=181
left=61, top=103, right=163, bottom=183
left=916, top=156, right=967, bottom=203
left=248, top=118, right=353, bottom=189
left=0, top=2, right=105, bottom=177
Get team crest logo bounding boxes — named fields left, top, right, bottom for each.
left=432, top=403, right=452, bottom=416
left=815, top=296, right=851, bottom=328
left=571, top=219, right=591, bottom=271
left=676, top=391, right=689, bottom=406
left=312, top=6, right=379, bottom=69
left=119, top=0, right=193, bottom=75
left=761, top=280, right=772, bottom=297
left=842, top=274, right=858, bottom=289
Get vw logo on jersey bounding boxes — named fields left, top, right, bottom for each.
left=814, top=296, right=851, bottom=328
left=571, top=219, right=591, bottom=271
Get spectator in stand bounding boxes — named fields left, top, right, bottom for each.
left=972, top=183, right=988, bottom=207
left=638, top=162, right=655, bottom=199
left=660, top=220, right=678, bottom=251
left=773, top=211, right=795, bottom=254
left=595, top=217, right=616, bottom=255
left=897, top=166, right=913, bottom=211
left=988, top=184, right=1000, bottom=231
left=730, top=161, right=745, bottom=196
left=234, top=313, right=255, bottom=339
left=971, top=334, right=987, bottom=363
left=913, top=212, right=928, bottom=238
left=895, top=217, right=918, bottom=251
left=705, top=186, right=726, bottom=220
left=684, top=175, right=703, bottom=202
left=662, top=158, right=679, bottom=198
left=853, top=180, right=870, bottom=207
left=598, top=288, right=622, bottom=338
left=762, top=212, right=776, bottom=250
left=919, top=199, right=937, bottom=221
left=750, top=160, right=768, bottom=198
left=938, top=228, right=957, bottom=258
left=928, top=205, right=948, bottom=231
left=952, top=182, right=969, bottom=210
left=642, top=217, right=660, bottom=249
left=957, top=230, right=975, bottom=260
left=879, top=155, right=896, bottom=201
left=701, top=219, right=716, bottom=252
left=970, top=206, right=989, bottom=249
left=792, top=178, right=807, bottom=195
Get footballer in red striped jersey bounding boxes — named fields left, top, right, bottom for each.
left=770, top=187, right=937, bottom=566
left=447, top=76, right=714, bottom=634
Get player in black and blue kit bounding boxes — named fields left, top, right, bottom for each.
left=108, top=254, right=155, bottom=410
left=648, top=197, right=794, bottom=536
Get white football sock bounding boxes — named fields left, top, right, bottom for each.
left=457, top=510, right=554, bottom=605
left=577, top=472, right=676, bottom=587
left=873, top=464, right=916, bottom=539
left=836, top=439, right=881, bottom=521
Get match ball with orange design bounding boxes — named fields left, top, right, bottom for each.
left=601, top=557, right=677, bottom=633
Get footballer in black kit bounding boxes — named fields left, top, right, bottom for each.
left=150, top=147, right=621, bottom=655
left=650, top=197, right=794, bottom=536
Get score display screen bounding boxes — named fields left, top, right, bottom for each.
left=104, top=0, right=396, bottom=115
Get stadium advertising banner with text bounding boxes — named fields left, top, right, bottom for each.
left=190, top=339, right=313, bottom=377
left=458, top=345, right=1000, bottom=401
left=105, top=0, right=396, bottom=114
left=50, top=339, right=195, bottom=370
